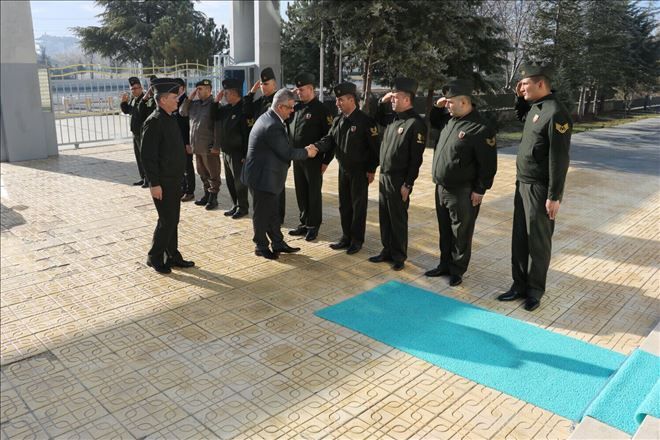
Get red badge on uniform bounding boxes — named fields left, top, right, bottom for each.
left=305, top=113, right=312, bottom=119
left=351, top=125, right=357, bottom=132
left=397, top=127, right=404, bottom=135
left=458, top=131, right=465, bottom=139
left=533, top=114, right=540, bottom=123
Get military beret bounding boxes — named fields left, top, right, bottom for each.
left=128, top=77, right=141, bottom=86
left=260, top=67, right=275, bottom=82
left=295, top=72, right=315, bottom=88
left=519, top=61, right=555, bottom=80
left=195, top=79, right=212, bottom=88
left=393, top=77, right=418, bottom=95
left=173, top=78, right=185, bottom=87
left=333, top=82, right=357, bottom=98
left=151, top=78, right=180, bottom=95
left=442, top=79, right=474, bottom=98
left=222, top=78, right=243, bottom=91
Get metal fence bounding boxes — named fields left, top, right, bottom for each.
left=44, top=62, right=218, bottom=148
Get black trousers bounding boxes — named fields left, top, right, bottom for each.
left=511, top=181, right=555, bottom=300
left=338, top=166, right=368, bottom=245
left=223, top=152, right=249, bottom=211
left=133, top=134, right=145, bottom=179
left=148, top=179, right=182, bottom=264
left=279, top=190, right=286, bottom=225
left=181, top=153, right=195, bottom=195
left=436, top=184, right=480, bottom=276
left=378, top=173, right=409, bottom=263
left=252, top=188, right=285, bottom=250
left=293, top=158, right=323, bottom=228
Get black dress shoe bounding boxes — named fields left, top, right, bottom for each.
left=146, top=259, right=171, bottom=274
left=424, top=266, right=450, bottom=277
left=497, top=288, right=526, bottom=302
left=330, top=239, right=350, bottom=250
left=232, top=210, right=248, bottom=219
left=141, top=181, right=150, bottom=188
left=255, top=248, right=279, bottom=260
left=369, top=254, right=392, bottom=263
left=170, top=259, right=195, bottom=268
left=133, top=179, right=144, bottom=186
left=346, top=243, right=362, bottom=255
left=288, top=225, right=307, bottom=236
left=524, top=297, right=540, bottom=312
left=392, top=261, right=405, bottom=271
left=272, top=243, right=301, bottom=253
left=305, top=227, right=318, bottom=241
left=449, top=274, right=463, bottom=286
left=224, top=206, right=238, bottom=217
left=181, top=193, right=195, bottom=202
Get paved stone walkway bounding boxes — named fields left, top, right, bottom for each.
left=1, top=118, right=658, bottom=439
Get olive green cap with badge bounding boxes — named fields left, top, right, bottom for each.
left=151, top=78, right=180, bottom=95
left=295, top=72, right=315, bottom=88
left=441, top=79, right=473, bottom=98
left=128, top=77, right=141, bottom=86
left=260, top=67, right=275, bottom=82
left=393, top=77, right=418, bottom=95
left=518, top=61, right=555, bottom=80
left=333, top=82, right=357, bottom=98
left=195, top=79, right=212, bottom=88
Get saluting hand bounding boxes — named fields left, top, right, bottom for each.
left=250, top=80, right=261, bottom=94
left=545, top=199, right=560, bottom=220
left=189, top=89, right=198, bottom=100
left=121, top=92, right=129, bottom=103
left=150, top=185, right=163, bottom=200
left=215, top=90, right=224, bottom=103
left=381, top=92, right=394, bottom=104
left=435, top=97, right=448, bottom=108
left=515, top=80, right=524, bottom=98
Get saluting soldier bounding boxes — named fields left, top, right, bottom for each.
left=121, top=77, right=149, bottom=187
left=172, top=78, right=195, bottom=202
left=142, top=74, right=158, bottom=117
left=243, top=67, right=286, bottom=224
left=312, top=82, right=380, bottom=255
left=288, top=72, right=333, bottom=242
left=212, top=78, right=250, bottom=219
left=369, top=78, right=426, bottom=271
left=497, top=62, right=572, bottom=311
left=180, top=79, right=220, bottom=210
left=140, top=78, right=195, bottom=274
left=425, top=79, right=498, bottom=286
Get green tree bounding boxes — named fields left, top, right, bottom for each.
left=73, top=0, right=229, bottom=67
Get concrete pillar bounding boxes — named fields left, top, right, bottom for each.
left=230, top=0, right=281, bottom=86
left=0, top=1, right=57, bottom=162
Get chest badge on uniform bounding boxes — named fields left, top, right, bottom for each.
left=326, top=116, right=333, bottom=125
left=231, top=114, right=236, bottom=119
left=458, top=131, right=466, bottom=139
left=305, top=113, right=312, bottom=120
left=397, top=127, right=404, bottom=135
left=370, top=127, right=378, bottom=137
left=555, top=122, right=570, bottom=134
left=533, top=114, right=540, bottom=123
left=486, top=137, right=496, bottom=147
left=350, top=125, right=357, bottom=133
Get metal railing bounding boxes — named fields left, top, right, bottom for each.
left=45, top=62, right=217, bottom=148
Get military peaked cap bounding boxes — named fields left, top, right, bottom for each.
left=519, top=61, right=555, bottom=80
left=333, top=82, right=357, bottom=97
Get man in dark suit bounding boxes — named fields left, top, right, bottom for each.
left=242, top=89, right=319, bottom=260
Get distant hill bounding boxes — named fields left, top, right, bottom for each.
left=35, top=34, right=80, bottom=56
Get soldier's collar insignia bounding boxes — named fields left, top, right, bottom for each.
left=458, top=131, right=466, bottom=139
left=486, top=137, right=496, bottom=147
left=397, top=127, right=404, bottom=135
left=247, top=118, right=255, bottom=127
left=305, top=113, right=312, bottom=119
left=533, top=114, right=540, bottom=123
left=370, top=127, right=378, bottom=137
left=326, top=116, right=333, bottom=125
left=555, top=122, right=569, bottom=134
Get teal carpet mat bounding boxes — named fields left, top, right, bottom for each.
left=584, top=349, right=660, bottom=434
left=315, top=281, right=629, bottom=422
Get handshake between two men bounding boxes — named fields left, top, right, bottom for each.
left=304, top=144, right=319, bottom=158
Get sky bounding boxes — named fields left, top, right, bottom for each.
left=30, top=0, right=289, bottom=38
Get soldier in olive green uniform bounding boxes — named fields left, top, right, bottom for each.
left=497, top=62, right=572, bottom=312
left=313, top=82, right=380, bottom=255
left=141, top=79, right=195, bottom=274
left=120, top=77, right=149, bottom=187
left=244, top=67, right=286, bottom=223
left=425, top=79, right=498, bottom=286
left=288, top=72, right=333, bottom=242
left=212, top=78, right=250, bottom=219
left=369, top=78, right=426, bottom=271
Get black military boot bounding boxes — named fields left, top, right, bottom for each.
left=205, top=192, right=218, bottom=210
left=195, top=191, right=210, bottom=206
